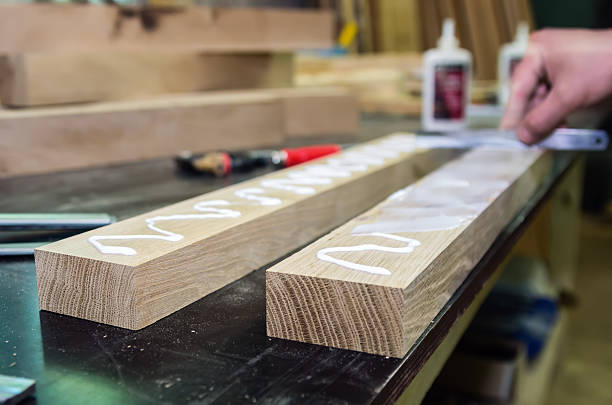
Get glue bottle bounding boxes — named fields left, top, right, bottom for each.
left=422, top=19, right=472, bottom=132
left=498, top=22, right=529, bottom=105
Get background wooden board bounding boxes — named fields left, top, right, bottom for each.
left=34, top=134, right=456, bottom=330
left=0, top=4, right=333, bottom=53
left=0, top=87, right=359, bottom=177
left=0, top=92, right=284, bottom=177
left=268, top=87, right=360, bottom=138
left=267, top=147, right=552, bottom=357
left=0, top=51, right=293, bottom=107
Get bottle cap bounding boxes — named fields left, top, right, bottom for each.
left=438, top=19, right=459, bottom=49
left=515, top=22, right=529, bottom=44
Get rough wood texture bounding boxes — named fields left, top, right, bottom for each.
left=0, top=92, right=284, bottom=177
left=35, top=134, right=456, bottom=330
left=267, top=148, right=552, bottom=357
left=0, top=51, right=293, bottom=107
left=0, top=4, right=333, bottom=53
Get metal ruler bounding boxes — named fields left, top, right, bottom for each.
left=418, top=128, right=609, bottom=151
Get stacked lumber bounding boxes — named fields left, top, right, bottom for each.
left=0, top=52, right=294, bottom=108
left=0, top=4, right=363, bottom=176
left=295, top=53, right=496, bottom=116
left=0, top=4, right=333, bottom=53
left=296, top=53, right=423, bottom=116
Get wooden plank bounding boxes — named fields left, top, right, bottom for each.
left=0, top=4, right=333, bottom=53
left=0, top=51, right=293, bottom=107
left=266, top=147, right=552, bottom=357
left=463, top=0, right=501, bottom=80
left=269, top=87, right=360, bottom=138
left=34, top=134, right=457, bottom=330
left=0, top=87, right=360, bottom=177
left=0, top=92, right=285, bottom=177
left=295, top=53, right=422, bottom=117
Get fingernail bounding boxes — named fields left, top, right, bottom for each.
left=517, top=127, right=535, bottom=145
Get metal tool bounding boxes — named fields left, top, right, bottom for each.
left=0, top=242, right=46, bottom=256
left=419, top=128, right=609, bottom=151
left=0, top=213, right=115, bottom=256
left=0, top=213, right=115, bottom=231
left=0, top=374, right=35, bottom=405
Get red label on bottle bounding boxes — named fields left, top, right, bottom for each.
left=434, top=64, right=466, bottom=120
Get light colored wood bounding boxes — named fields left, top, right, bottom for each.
left=374, top=0, right=421, bottom=52
left=268, top=87, right=360, bottom=138
left=34, top=134, right=457, bottom=329
left=296, top=53, right=423, bottom=116
left=0, top=87, right=361, bottom=177
left=267, top=147, right=552, bottom=357
left=0, top=91, right=284, bottom=177
left=0, top=4, right=333, bottom=53
left=0, top=51, right=293, bottom=107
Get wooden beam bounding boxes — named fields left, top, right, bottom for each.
left=0, top=92, right=284, bottom=177
left=266, top=148, right=552, bottom=357
left=269, top=87, right=360, bottom=138
left=34, top=134, right=457, bottom=330
left=0, top=4, right=333, bottom=53
left=0, top=87, right=359, bottom=177
left=0, top=51, right=293, bottom=107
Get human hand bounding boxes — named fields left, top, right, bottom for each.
left=500, top=29, right=612, bottom=144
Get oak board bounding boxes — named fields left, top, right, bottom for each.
left=0, top=87, right=358, bottom=177
left=0, top=4, right=333, bottom=53
left=35, top=134, right=456, bottom=329
left=266, top=147, right=552, bottom=357
left=0, top=51, right=293, bottom=107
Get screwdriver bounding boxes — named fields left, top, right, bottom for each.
left=175, top=144, right=342, bottom=177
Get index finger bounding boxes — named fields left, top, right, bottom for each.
left=499, top=45, right=546, bottom=130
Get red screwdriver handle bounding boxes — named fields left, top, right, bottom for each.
left=282, top=144, right=342, bottom=167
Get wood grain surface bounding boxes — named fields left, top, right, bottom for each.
left=267, top=148, right=552, bottom=357
left=0, top=87, right=358, bottom=177
left=35, top=134, right=456, bottom=330
left=0, top=91, right=284, bottom=177
left=269, top=87, right=360, bottom=138
left=0, top=4, right=333, bottom=53
left=0, top=51, right=293, bottom=107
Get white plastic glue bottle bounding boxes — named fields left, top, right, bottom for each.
left=422, top=19, right=472, bottom=132
left=498, top=22, right=529, bottom=105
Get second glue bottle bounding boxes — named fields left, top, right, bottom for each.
left=422, top=19, right=472, bottom=132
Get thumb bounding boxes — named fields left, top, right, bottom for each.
left=518, top=88, right=576, bottom=144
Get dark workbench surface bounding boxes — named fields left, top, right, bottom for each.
left=0, top=117, right=576, bottom=404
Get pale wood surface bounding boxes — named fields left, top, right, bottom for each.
left=0, top=51, right=293, bottom=107
left=0, top=91, right=284, bottom=177
left=267, top=147, right=552, bottom=357
left=35, top=134, right=456, bottom=330
left=0, top=87, right=358, bottom=177
left=267, top=87, right=360, bottom=138
left=0, top=4, right=333, bottom=53
left=296, top=53, right=423, bottom=116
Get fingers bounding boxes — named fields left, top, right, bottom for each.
left=517, top=87, right=576, bottom=144
left=500, top=46, right=545, bottom=130
left=525, top=83, right=550, bottom=112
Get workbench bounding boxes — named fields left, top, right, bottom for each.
left=0, top=116, right=579, bottom=404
